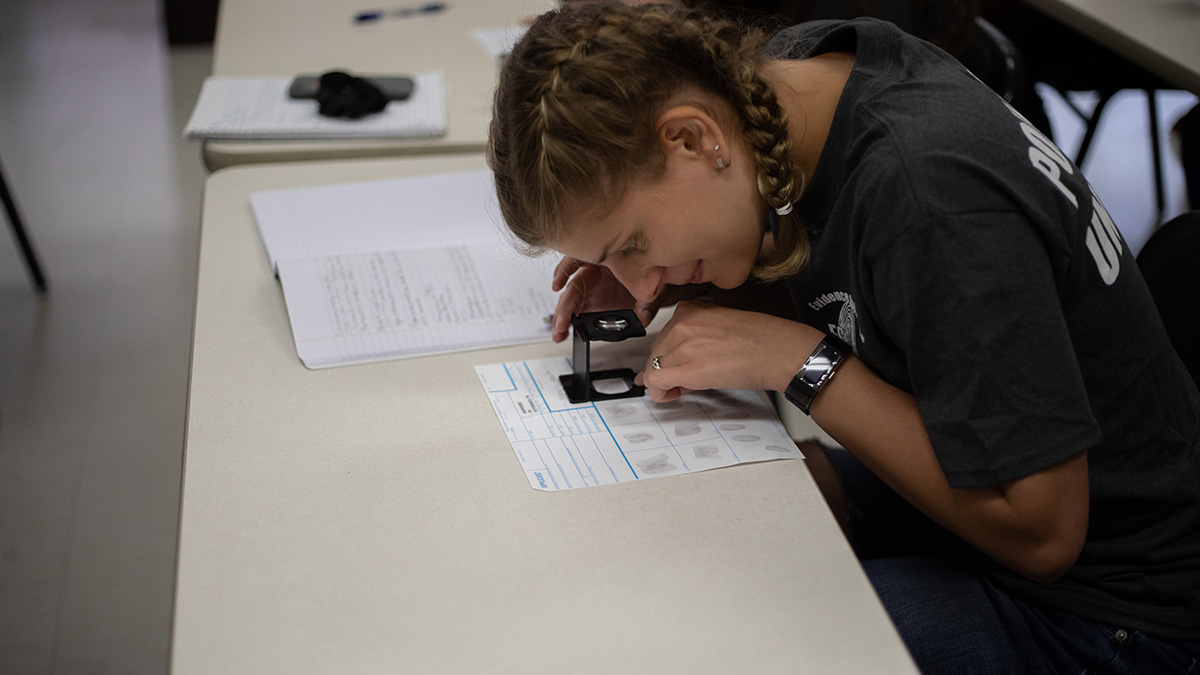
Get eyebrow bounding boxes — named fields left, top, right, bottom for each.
left=593, top=235, right=619, bottom=265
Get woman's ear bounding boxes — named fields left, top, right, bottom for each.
left=657, top=105, right=727, bottom=164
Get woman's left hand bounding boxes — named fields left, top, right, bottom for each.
left=636, top=301, right=823, bottom=402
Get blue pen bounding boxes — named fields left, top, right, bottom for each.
left=354, top=2, right=447, bottom=22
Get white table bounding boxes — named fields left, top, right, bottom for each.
left=1022, top=0, right=1200, bottom=94
left=171, top=153, right=918, bottom=674
left=201, top=0, right=553, bottom=171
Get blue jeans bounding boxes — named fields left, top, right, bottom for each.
left=824, top=447, right=1200, bottom=675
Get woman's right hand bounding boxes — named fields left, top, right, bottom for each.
left=549, top=257, right=661, bottom=342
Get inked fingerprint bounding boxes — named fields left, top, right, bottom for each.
left=607, top=404, right=638, bottom=419
left=637, top=453, right=678, bottom=474
left=724, top=412, right=751, bottom=419
left=766, top=445, right=792, bottom=453
left=654, top=401, right=684, bottom=410
left=673, top=422, right=702, bottom=437
left=718, top=423, right=745, bottom=431
left=731, top=435, right=761, bottom=442
left=623, top=431, right=655, bottom=443
left=693, top=444, right=720, bottom=459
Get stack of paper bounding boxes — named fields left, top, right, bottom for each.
left=183, top=72, right=447, bottom=141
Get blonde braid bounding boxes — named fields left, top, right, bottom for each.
left=680, top=17, right=810, bottom=279
left=487, top=2, right=810, bottom=277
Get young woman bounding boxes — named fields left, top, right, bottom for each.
left=486, top=3, right=1200, bottom=672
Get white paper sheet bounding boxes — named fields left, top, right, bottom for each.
left=477, top=356, right=805, bottom=491
left=183, top=72, right=447, bottom=141
left=250, top=168, right=502, bottom=272
left=278, top=243, right=556, bottom=368
left=470, top=26, right=528, bottom=60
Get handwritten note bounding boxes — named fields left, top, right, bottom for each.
left=277, top=244, right=556, bottom=368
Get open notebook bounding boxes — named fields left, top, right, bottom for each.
left=250, top=169, right=557, bottom=368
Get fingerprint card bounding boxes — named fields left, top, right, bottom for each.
left=475, top=356, right=804, bottom=491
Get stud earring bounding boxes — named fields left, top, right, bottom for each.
left=715, top=145, right=729, bottom=170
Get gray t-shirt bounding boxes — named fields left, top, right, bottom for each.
left=769, top=18, right=1200, bottom=639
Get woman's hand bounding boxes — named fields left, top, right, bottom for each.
left=637, top=301, right=823, bottom=401
left=549, top=257, right=663, bottom=342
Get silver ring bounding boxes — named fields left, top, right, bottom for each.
left=651, top=355, right=662, bottom=370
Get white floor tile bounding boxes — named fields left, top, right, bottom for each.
left=1, top=0, right=209, bottom=673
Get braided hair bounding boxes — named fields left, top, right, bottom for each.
left=487, top=1, right=809, bottom=280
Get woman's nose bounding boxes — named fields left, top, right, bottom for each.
left=610, top=261, right=662, bottom=304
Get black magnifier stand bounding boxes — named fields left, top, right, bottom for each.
left=559, top=309, right=647, bottom=404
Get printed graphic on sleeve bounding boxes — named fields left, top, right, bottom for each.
left=807, top=290, right=861, bottom=350
left=1004, top=101, right=1123, bottom=285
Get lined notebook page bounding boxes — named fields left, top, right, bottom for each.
left=183, top=72, right=447, bottom=140
left=277, top=244, right=557, bottom=369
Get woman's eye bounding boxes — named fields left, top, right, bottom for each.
left=619, top=240, right=638, bottom=257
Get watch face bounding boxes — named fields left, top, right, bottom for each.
left=800, top=354, right=836, bottom=388
left=788, top=336, right=850, bottom=413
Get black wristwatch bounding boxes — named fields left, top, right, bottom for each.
left=784, top=333, right=853, bottom=415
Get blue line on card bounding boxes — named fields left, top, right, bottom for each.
left=673, top=444, right=691, bottom=472
left=567, top=436, right=598, bottom=485
left=524, top=358, right=594, bottom=414
left=595, top=406, right=637, bottom=479
left=562, top=438, right=588, bottom=486
left=523, top=360, right=578, bottom=414
left=695, top=394, right=741, bottom=461
left=647, top=402, right=693, bottom=472
left=509, top=392, right=537, bottom=441
left=546, top=439, right=573, bottom=489
left=532, top=441, right=560, bottom=490
left=579, top=430, right=618, bottom=483
left=489, top=363, right=518, bottom=393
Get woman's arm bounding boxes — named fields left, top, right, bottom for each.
left=812, top=354, right=1090, bottom=583
left=642, top=302, right=1090, bottom=583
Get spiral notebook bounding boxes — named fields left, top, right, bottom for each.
left=183, top=72, right=447, bottom=141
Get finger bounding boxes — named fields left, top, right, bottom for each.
left=551, top=316, right=570, bottom=343
left=551, top=284, right=585, bottom=343
left=550, top=301, right=576, bottom=343
left=633, top=298, right=659, bottom=329
left=550, top=257, right=579, bottom=292
left=639, top=356, right=679, bottom=401
left=551, top=257, right=593, bottom=292
left=647, top=383, right=687, bottom=403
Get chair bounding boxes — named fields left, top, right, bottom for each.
left=1, top=30, right=49, bottom=293
left=1047, top=84, right=1168, bottom=223
left=1136, top=211, right=1200, bottom=386
left=956, top=16, right=1024, bottom=106
left=687, top=1, right=1025, bottom=109
left=1, top=155, right=48, bottom=292
left=1, top=153, right=48, bottom=424
left=979, top=1, right=1171, bottom=221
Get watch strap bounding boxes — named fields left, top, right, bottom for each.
left=785, top=333, right=852, bottom=415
